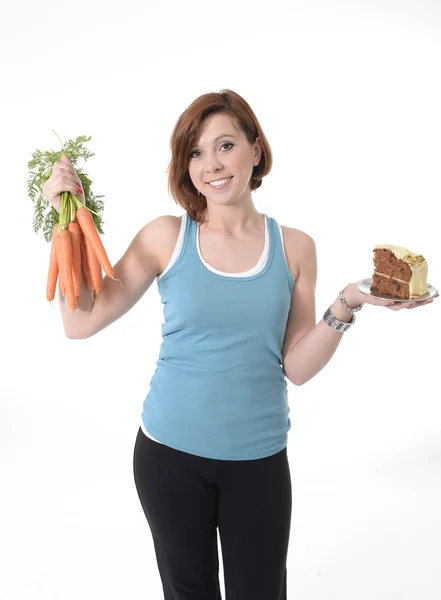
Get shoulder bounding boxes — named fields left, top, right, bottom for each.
left=140, top=214, right=183, bottom=275
left=280, top=224, right=317, bottom=280
left=281, top=224, right=315, bottom=248
left=148, top=213, right=183, bottom=237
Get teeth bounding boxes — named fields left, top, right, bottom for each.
left=208, top=177, right=231, bottom=186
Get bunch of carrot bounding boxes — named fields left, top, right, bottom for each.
left=47, top=191, right=119, bottom=311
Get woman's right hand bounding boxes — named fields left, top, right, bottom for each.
left=42, top=154, right=85, bottom=213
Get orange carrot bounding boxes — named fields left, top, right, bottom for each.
left=84, top=232, right=103, bottom=295
left=75, top=207, right=116, bottom=280
left=59, top=228, right=76, bottom=311
left=67, top=222, right=81, bottom=304
left=79, top=229, right=93, bottom=292
left=55, top=233, right=66, bottom=296
left=47, top=223, right=59, bottom=302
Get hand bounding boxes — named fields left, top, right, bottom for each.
left=42, top=154, right=84, bottom=213
left=347, top=281, right=438, bottom=311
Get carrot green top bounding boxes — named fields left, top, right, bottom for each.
left=27, top=132, right=105, bottom=243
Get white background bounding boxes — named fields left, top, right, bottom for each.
left=1, top=1, right=440, bottom=598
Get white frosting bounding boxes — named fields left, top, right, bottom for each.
left=375, top=244, right=423, bottom=263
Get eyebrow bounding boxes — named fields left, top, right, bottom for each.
left=192, top=134, right=236, bottom=148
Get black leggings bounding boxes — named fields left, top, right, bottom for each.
left=133, top=427, right=292, bottom=600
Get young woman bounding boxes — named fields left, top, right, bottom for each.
left=43, top=89, right=437, bottom=600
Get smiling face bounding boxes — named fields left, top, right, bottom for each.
left=188, top=112, right=262, bottom=207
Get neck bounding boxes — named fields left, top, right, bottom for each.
left=200, top=203, right=263, bottom=236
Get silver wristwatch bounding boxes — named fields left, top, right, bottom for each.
left=323, top=306, right=355, bottom=332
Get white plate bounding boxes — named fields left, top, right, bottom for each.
left=356, top=278, right=438, bottom=302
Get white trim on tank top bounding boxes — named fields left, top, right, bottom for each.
left=196, top=213, right=269, bottom=276
left=157, top=212, right=288, bottom=281
left=144, top=212, right=290, bottom=445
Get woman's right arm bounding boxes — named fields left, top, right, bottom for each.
left=42, top=154, right=171, bottom=339
left=60, top=216, right=168, bottom=339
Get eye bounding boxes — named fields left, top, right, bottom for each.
left=189, top=142, right=234, bottom=159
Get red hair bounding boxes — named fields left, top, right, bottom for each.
left=167, top=89, right=273, bottom=225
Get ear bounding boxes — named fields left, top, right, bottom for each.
left=253, top=137, right=262, bottom=166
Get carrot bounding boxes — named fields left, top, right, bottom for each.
left=75, top=206, right=117, bottom=280
left=47, top=223, right=59, bottom=302
left=59, top=228, right=76, bottom=311
left=55, top=233, right=66, bottom=296
left=84, top=232, right=103, bottom=295
left=67, top=222, right=81, bottom=304
left=79, top=229, right=93, bottom=292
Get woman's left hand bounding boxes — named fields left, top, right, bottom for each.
left=346, top=281, right=439, bottom=311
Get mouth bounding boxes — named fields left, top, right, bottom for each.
left=206, top=176, right=233, bottom=188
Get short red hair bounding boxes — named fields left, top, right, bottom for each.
left=167, top=89, right=273, bottom=225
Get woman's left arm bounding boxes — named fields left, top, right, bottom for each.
left=281, top=229, right=437, bottom=386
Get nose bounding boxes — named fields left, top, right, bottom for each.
left=203, top=151, right=224, bottom=174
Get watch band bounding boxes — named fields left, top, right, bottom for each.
left=323, top=306, right=355, bottom=332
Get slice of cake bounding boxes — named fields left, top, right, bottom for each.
left=371, top=244, right=429, bottom=299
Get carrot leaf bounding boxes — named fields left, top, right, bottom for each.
left=28, top=133, right=105, bottom=243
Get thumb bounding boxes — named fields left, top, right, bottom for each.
left=61, top=153, right=72, bottom=165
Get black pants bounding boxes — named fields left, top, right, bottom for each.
left=133, top=427, right=292, bottom=600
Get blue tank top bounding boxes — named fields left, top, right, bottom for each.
left=141, top=212, right=295, bottom=460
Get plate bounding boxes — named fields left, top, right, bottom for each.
left=356, top=278, right=438, bottom=302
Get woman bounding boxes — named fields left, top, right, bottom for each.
left=43, top=89, right=437, bottom=600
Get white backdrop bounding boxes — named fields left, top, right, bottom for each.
left=1, top=1, right=440, bottom=599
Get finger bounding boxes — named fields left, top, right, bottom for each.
left=56, top=177, right=79, bottom=198
left=368, top=295, right=395, bottom=308
left=56, top=158, right=78, bottom=177
left=69, top=177, right=83, bottom=195
left=419, top=299, right=434, bottom=307
left=401, top=301, right=420, bottom=309
left=406, top=300, right=432, bottom=309
left=51, top=174, right=82, bottom=198
left=58, top=172, right=81, bottom=189
left=411, top=299, right=434, bottom=307
left=385, top=301, right=412, bottom=310
left=57, top=163, right=78, bottom=180
left=54, top=167, right=78, bottom=189
left=385, top=298, right=434, bottom=310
